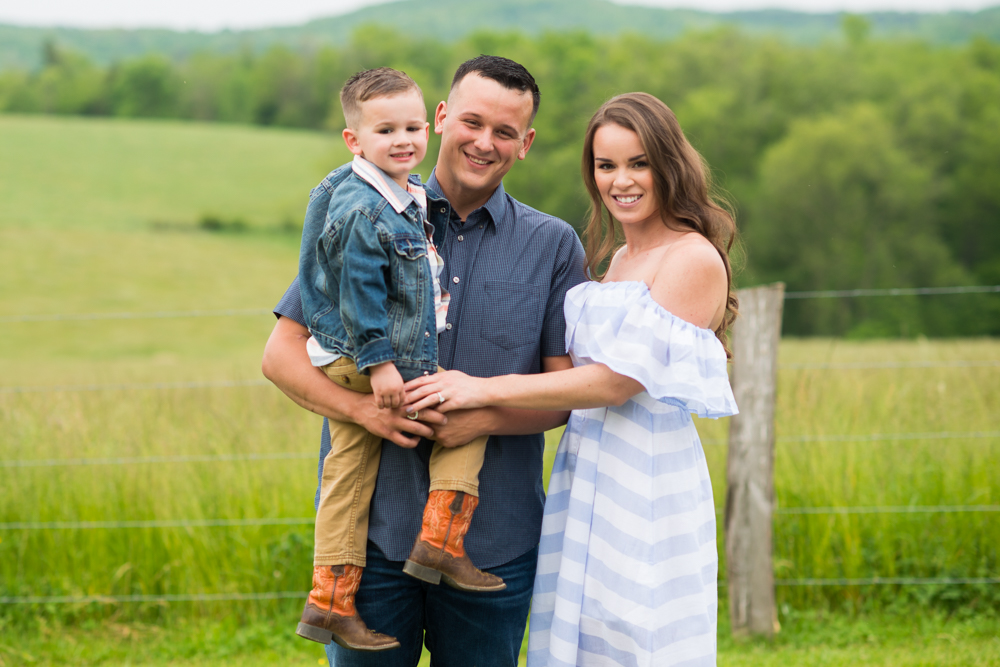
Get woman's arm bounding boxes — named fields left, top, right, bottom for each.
left=406, top=241, right=729, bottom=415
left=405, top=363, right=644, bottom=414
left=422, top=355, right=573, bottom=447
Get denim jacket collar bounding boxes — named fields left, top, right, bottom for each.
left=351, top=155, right=421, bottom=215
left=426, top=168, right=506, bottom=228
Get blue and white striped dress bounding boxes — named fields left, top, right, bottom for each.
left=528, top=281, right=738, bottom=667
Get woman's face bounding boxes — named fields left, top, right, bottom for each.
left=592, top=123, right=661, bottom=228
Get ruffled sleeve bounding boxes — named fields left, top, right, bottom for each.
left=564, top=281, right=738, bottom=419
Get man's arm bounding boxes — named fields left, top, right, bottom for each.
left=262, top=315, right=438, bottom=447
left=422, top=355, right=573, bottom=448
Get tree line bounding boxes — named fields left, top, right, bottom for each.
left=2, top=24, right=999, bottom=336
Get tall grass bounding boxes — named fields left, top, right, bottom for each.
left=3, top=338, right=997, bottom=625
left=699, top=338, right=1000, bottom=611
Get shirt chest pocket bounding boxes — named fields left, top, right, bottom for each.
left=479, top=280, right=546, bottom=351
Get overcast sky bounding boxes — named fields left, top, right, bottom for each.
left=0, top=0, right=995, bottom=31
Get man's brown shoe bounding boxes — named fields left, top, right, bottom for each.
left=296, top=564, right=400, bottom=651
left=403, top=490, right=506, bottom=592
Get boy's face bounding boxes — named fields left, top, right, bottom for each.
left=343, top=89, right=429, bottom=188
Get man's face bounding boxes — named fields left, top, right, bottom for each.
left=434, top=74, right=536, bottom=199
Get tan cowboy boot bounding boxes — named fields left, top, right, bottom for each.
left=403, top=490, right=506, bottom=592
left=296, top=564, right=400, bottom=651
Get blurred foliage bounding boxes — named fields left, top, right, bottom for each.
left=3, top=1, right=1000, bottom=70
left=2, top=25, right=999, bottom=336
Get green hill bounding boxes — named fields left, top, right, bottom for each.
left=2, top=0, right=999, bottom=70
left=0, top=114, right=346, bottom=232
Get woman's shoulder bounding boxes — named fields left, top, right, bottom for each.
left=563, top=279, right=737, bottom=418
left=661, top=232, right=725, bottom=271
left=647, top=234, right=728, bottom=330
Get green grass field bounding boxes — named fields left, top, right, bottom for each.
left=1, top=115, right=997, bottom=664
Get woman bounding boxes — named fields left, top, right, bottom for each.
left=405, top=92, right=738, bottom=666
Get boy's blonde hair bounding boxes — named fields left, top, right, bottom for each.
left=340, top=67, right=423, bottom=130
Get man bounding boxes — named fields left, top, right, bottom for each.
left=262, top=55, right=586, bottom=667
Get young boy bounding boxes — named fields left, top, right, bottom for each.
left=295, top=68, right=501, bottom=652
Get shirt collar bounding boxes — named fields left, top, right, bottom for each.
left=426, top=168, right=507, bottom=228
left=351, top=155, right=419, bottom=215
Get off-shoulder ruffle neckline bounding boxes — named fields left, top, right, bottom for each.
left=570, top=279, right=719, bottom=337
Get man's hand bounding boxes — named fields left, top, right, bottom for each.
left=369, top=361, right=405, bottom=409
left=421, top=407, right=497, bottom=449
left=263, top=316, right=441, bottom=448
left=404, top=356, right=575, bottom=447
left=351, top=392, right=444, bottom=448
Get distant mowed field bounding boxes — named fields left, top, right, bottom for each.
left=1, top=115, right=998, bottom=664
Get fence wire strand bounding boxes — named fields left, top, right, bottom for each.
left=0, top=308, right=271, bottom=323
left=4, top=359, right=997, bottom=395
left=0, top=592, right=305, bottom=604
left=4, top=577, right=999, bottom=604
left=1, top=284, right=995, bottom=324
left=5, top=431, right=995, bottom=468
left=702, top=430, right=1000, bottom=446
left=779, top=360, right=1000, bottom=370
left=0, top=518, right=314, bottom=531
left=7, top=505, right=999, bottom=531
left=0, top=379, right=270, bottom=394
left=784, top=285, right=1000, bottom=299
left=1, top=451, right=315, bottom=468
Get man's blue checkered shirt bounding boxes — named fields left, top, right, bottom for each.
left=274, top=174, right=586, bottom=569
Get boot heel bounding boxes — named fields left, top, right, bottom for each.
left=296, top=622, right=333, bottom=644
left=403, top=559, right=442, bottom=584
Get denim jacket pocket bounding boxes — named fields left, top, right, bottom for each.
left=392, top=235, right=428, bottom=288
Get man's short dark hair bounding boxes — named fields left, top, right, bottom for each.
left=340, top=67, right=422, bottom=129
left=451, top=55, right=540, bottom=125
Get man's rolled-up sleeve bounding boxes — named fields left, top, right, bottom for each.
left=540, top=227, right=587, bottom=358
left=274, top=277, right=307, bottom=327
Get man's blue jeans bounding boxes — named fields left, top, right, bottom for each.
left=325, top=541, right=537, bottom=667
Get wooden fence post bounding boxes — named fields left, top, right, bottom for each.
left=725, top=282, right=784, bottom=637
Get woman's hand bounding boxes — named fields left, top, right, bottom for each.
left=404, top=370, right=491, bottom=415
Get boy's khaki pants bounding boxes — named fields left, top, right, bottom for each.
left=313, top=357, right=488, bottom=567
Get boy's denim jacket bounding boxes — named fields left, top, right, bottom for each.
left=298, top=163, right=451, bottom=382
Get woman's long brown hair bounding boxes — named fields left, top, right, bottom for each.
left=581, top=92, right=739, bottom=357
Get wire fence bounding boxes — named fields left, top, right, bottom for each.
left=7, top=504, right=999, bottom=532
left=4, top=577, right=1000, bottom=605
left=1, top=285, right=997, bottom=603
left=2, top=360, right=997, bottom=394
left=1, top=429, right=995, bottom=470
left=1, top=285, right=996, bottom=324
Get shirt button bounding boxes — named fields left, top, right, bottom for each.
left=478, top=224, right=484, bottom=229
left=425, top=331, right=431, bottom=337
left=423, top=371, right=430, bottom=376
left=452, top=276, right=460, bottom=284
left=445, top=323, right=453, bottom=330
left=440, top=207, right=446, bottom=213
left=457, top=235, right=464, bottom=242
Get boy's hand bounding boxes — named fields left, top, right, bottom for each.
left=369, top=362, right=405, bottom=409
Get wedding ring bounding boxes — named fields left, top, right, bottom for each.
left=437, top=392, right=445, bottom=404
left=406, top=411, right=419, bottom=420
